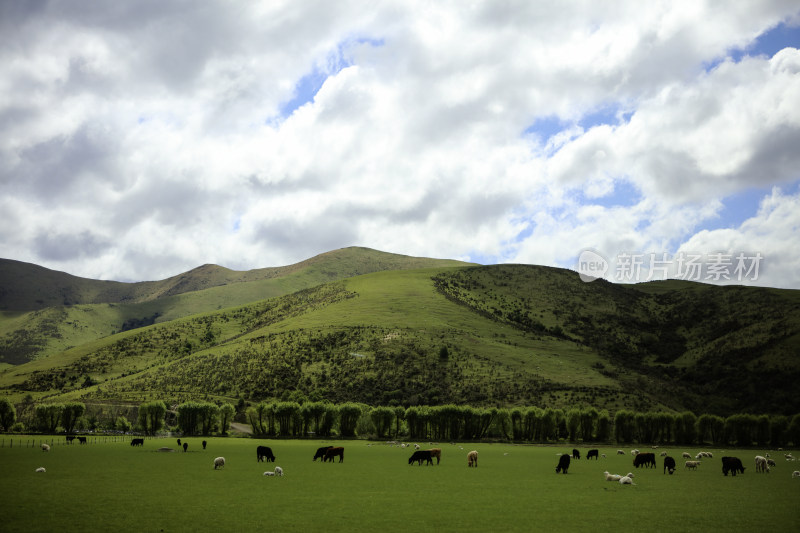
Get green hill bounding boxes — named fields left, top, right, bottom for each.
left=1, top=254, right=798, bottom=416
left=0, top=247, right=471, bottom=364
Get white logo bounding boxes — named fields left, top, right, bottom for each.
left=577, top=249, right=608, bottom=282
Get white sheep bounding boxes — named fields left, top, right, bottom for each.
left=274, top=466, right=283, bottom=476
left=214, top=457, right=226, bottom=469
left=631, top=449, right=639, bottom=456
left=792, top=470, right=800, bottom=478
left=603, top=471, right=622, bottom=482
left=660, top=451, right=667, bottom=457
left=685, top=460, right=700, bottom=470
left=35, top=467, right=46, bottom=473
left=785, top=454, right=795, bottom=461
left=682, top=452, right=691, bottom=459
left=755, top=456, right=769, bottom=473
left=263, top=471, right=274, bottom=476
left=41, top=443, right=50, bottom=452
left=601, top=453, right=606, bottom=458
left=619, top=475, right=635, bottom=485
left=617, top=450, right=625, bottom=455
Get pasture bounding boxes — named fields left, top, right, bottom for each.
left=1, top=438, right=798, bottom=532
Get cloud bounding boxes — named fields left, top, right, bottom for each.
left=0, top=1, right=799, bottom=288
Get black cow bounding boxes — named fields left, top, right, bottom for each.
left=722, top=456, right=745, bottom=476
left=65, top=436, right=76, bottom=444
left=202, top=440, right=207, bottom=450
left=77, top=436, right=87, bottom=444
left=257, top=445, right=276, bottom=462
left=634, top=452, right=656, bottom=468
left=663, top=456, right=676, bottom=474
left=572, top=448, right=581, bottom=459
left=130, top=438, right=144, bottom=447
left=313, top=446, right=334, bottom=461
left=177, top=439, right=182, bottom=446
left=587, top=449, right=599, bottom=460
left=183, top=442, right=188, bottom=452
left=556, top=454, right=571, bottom=474
left=409, top=450, right=434, bottom=465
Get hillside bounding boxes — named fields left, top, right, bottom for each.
left=0, top=248, right=471, bottom=364
left=1, top=256, right=798, bottom=415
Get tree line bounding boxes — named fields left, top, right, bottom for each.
left=2, top=397, right=799, bottom=446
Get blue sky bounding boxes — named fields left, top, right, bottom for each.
left=1, top=2, right=799, bottom=288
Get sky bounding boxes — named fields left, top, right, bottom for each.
left=1, top=1, right=799, bottom=289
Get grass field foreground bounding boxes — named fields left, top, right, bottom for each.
left=2, top=437, right=798, bottom=532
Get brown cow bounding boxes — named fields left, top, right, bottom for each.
left=429, top=448, right=442, bottom=465
left=324, top=447, right=344, bottom=463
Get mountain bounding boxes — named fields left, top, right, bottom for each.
left=1, top=251, right=798, bottom=416
left=0, top=247, right=471, bottom=364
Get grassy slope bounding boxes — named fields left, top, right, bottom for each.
left=0, top=248, right=471, bottom=364
left=1, top=258, right=798, bottom=415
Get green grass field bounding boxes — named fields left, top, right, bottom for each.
left=2, top=437, right=798, bottom=532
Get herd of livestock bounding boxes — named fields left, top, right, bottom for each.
left=34, top=437, right=800, bottom=481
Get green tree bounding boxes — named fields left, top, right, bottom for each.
left=769, top=415, right=789, bottom=448
left=177, top=401, right=202, bottom=435
left=61, top=402, right=86, bottom=433
left=198, top=403, right=220, bottom=435
left=787, top=413, right=800, bottom=446
left=274, top=402, right=300, bottom=437
left=338, top=403, right=362, bottom=437
left=138, top=401, right=166, bottom=436
left=35, top=404, right=63, bottom=433
left=614, top=410, right=635, bottom=443
left=115, top=416, right=132, bottom=432
left=370, top=406, right=395, bottom=438
left=219, top=403, right=235, bottom=435
left=595, top=409, right=611, bottom=442
left=0, top=398, right=16, bottom=431
left=566, top=408, right=581, bottom=442
left=393, top=405, right=405, bottom=438
left=579, top=407, right=598, bottom=442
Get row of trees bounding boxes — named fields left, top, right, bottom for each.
left=3, top=397, right=800, bottom=446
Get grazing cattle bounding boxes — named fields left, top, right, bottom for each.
left=313, top=446, right=334, bottom=461
left=556, top=454, right=571, bottom=474
left=202, top=440, right=207, bottom=450
left=755, top=456, right=769, bottom=473
left=177, top=438, right=181, bottom=447
left=324, top=447, right=344, bottom=463
left=722, top=456, right=745, bottom=476
left=130, top=438, right=144, bottom=447
left=572, top=449, right=581, bottom=460
left=214, top=457, right=226, bottom=469
left=633, top=452, right=656, bottom=469
left=429, top=448, right=442, bottom=464
left=663, top=456, right=676, bottom=475
left=587, top=449, right=599, bottom=460
left=467, top=450, right=478, bottom=467
left=77, top=436, right=87, bottom=444
left=183, top=442, right=188, bottom=453
left=65, top=436, right=76, bottom=444
left=256, top=446, right=276, bottom=463
left=409, top=450, right=434, bottom=465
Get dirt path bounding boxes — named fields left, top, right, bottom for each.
left=230, top=422, right=252, bottom=434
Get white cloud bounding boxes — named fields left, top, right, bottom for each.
left=0, top=1, right=799, bottom=288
